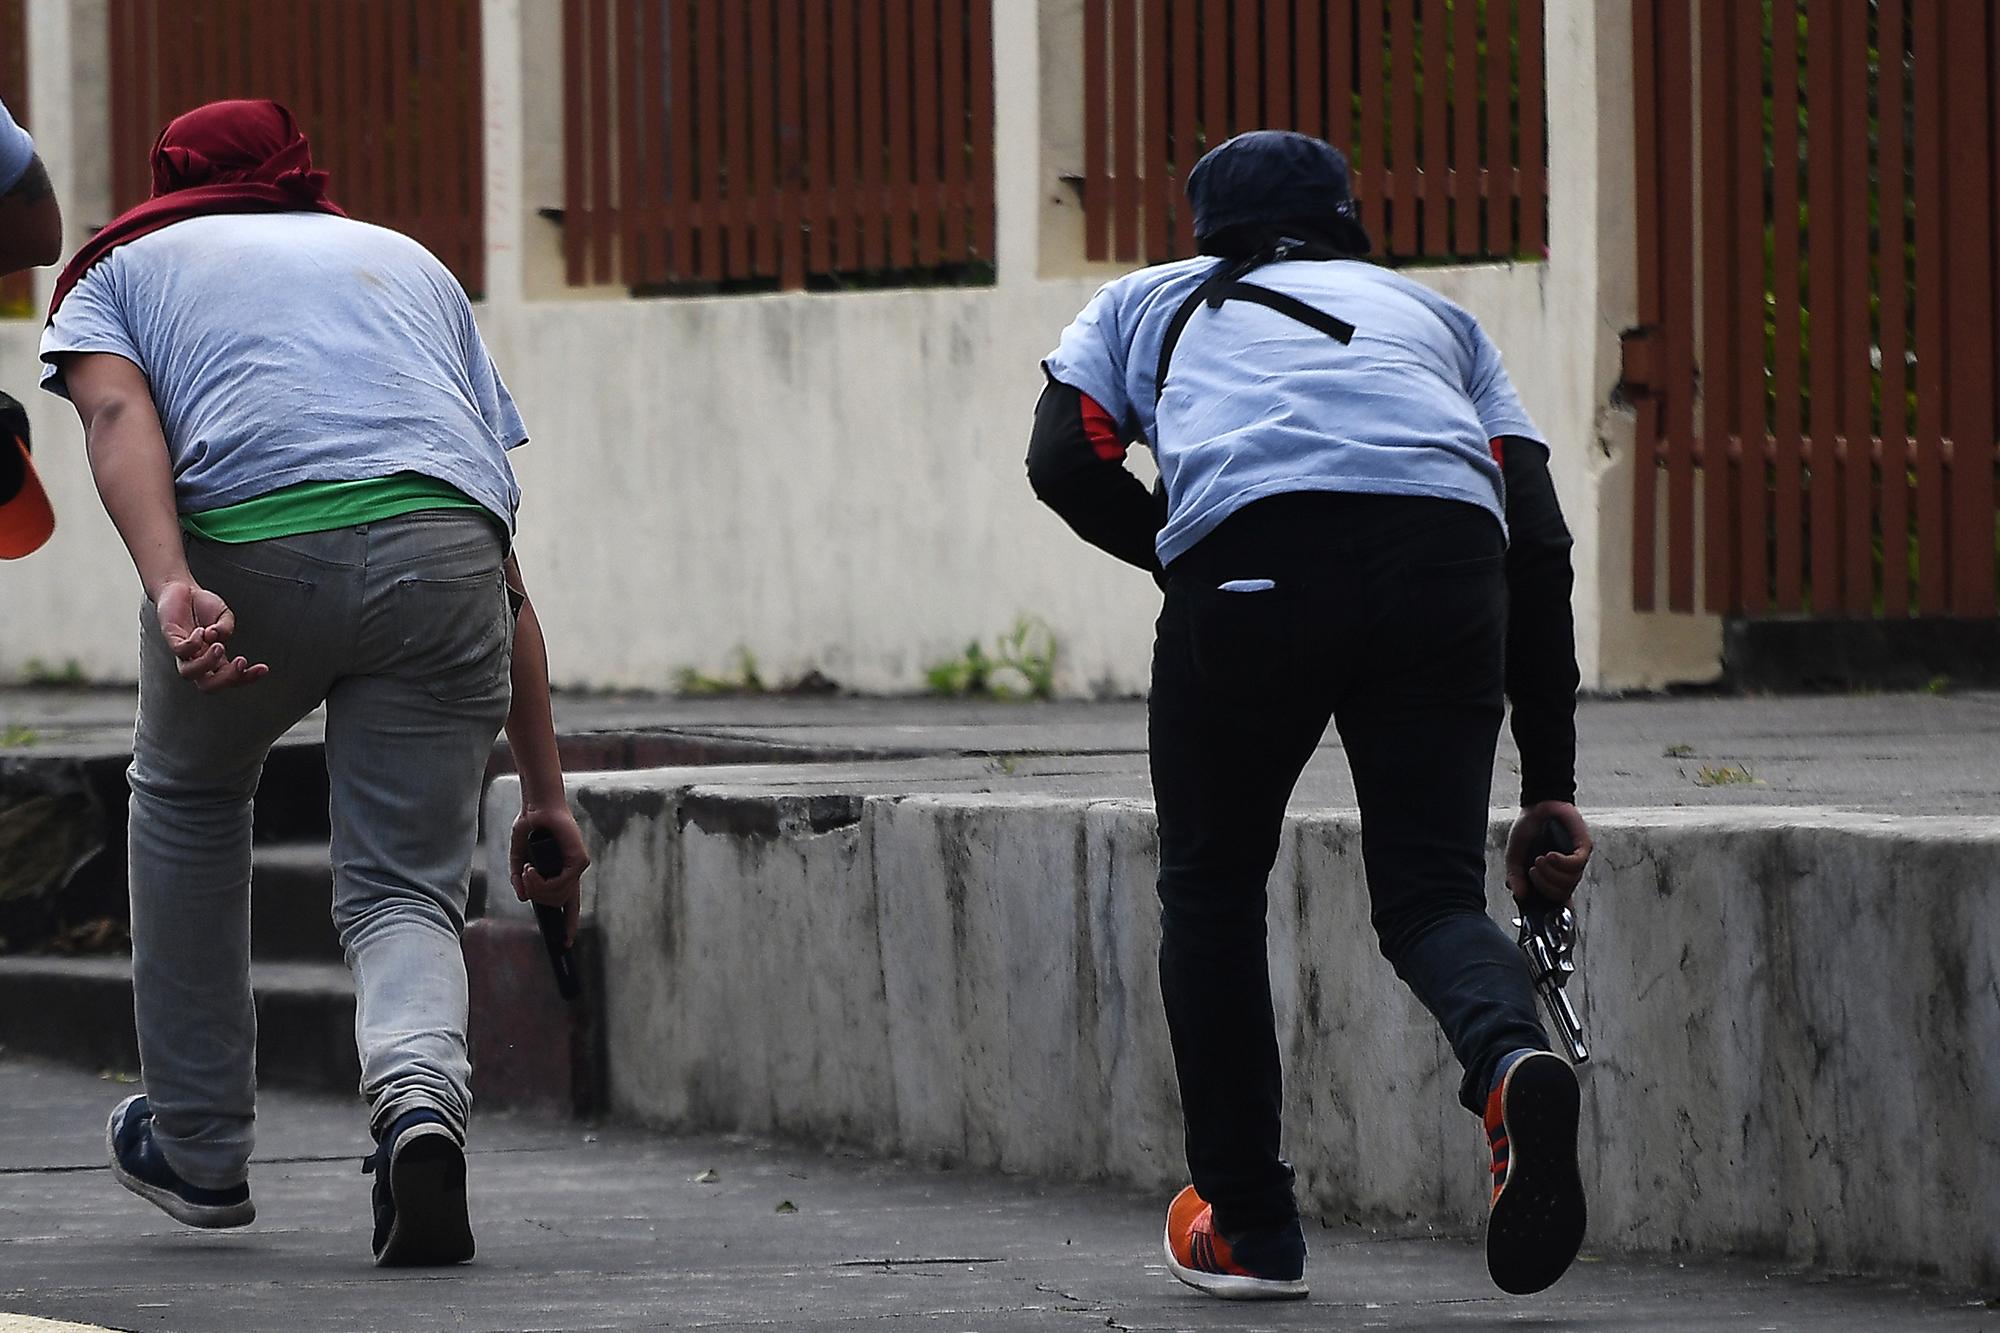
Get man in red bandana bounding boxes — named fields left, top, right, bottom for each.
left=39, top=100, right=585, bottom=1267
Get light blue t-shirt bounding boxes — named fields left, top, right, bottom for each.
left=0, top=97, right=34, bottom=194
left=1043, top=256, right=1542, bottom=565
left=40, top=211, right=528, bottom=533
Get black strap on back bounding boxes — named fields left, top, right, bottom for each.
left=1153, top=259, right=1356, bottom=408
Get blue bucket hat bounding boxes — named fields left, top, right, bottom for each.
left=1185, top=130, right=1372, bottom=256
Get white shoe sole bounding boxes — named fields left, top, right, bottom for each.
left=1162, top=1228, right=1309, bottom=1300
left=105, top=1094, right=255, bottom=1230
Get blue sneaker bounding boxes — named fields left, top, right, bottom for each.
left=363, top=1108, right=474, bottom=1266
left=106, top=1093, right=255, bottom=1229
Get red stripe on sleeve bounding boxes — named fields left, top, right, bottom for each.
left=1081, top=393, right=1127, bottom=462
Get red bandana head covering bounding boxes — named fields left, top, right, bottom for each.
left=48, top=98, right=346, bottom=316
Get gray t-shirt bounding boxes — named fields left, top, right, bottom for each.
left=40, top=212, right=527, bottom=532
left=1044, top=256, right=1541, bottom=565
left=0, top=97, right=34, bottom=194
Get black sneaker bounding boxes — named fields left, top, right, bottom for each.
left=364, top=1108, right=475, bottom=1267
left=1483, top=1051, right=1586, bottom=1295
left=106, top=1093, right=255, bottom=1229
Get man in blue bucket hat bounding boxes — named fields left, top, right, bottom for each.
left=1030, top=130, right=1592, bottom=1300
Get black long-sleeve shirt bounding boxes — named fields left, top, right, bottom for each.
left=1027, top=377, right=1578, bottom=804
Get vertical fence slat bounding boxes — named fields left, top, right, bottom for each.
left=1839, top=0, right=1873, bottom=613
left=1630, top=0, right=1661, bottom=611
left=1771, top=0, right=1804, bottom=611
left=1295, top=0, right=1321, bottom=141
left=1879, top=0, right=1909, bottom=617
left=909, top=0, right=937, bottom=268
left=1451, top=0, right=1478, bottom=255
left=1485, top=0, right=1516, bottom=257
left=1143, top=4, right=1169, bottom=262
left=1699, top=0, right=1735, bottom=612
left=883, top=0, right=911, bottom=268
left=385, top=4, right=412, bottom=263
left=967, top=0, right=993, bottom=261
left=1204, top=0, right=1229, bottom=191
left=1083, top=0, right=1107, bottom=260
left=1172, top=0, right=1198, bottom=255
left=615, top=0, right=644, bottom=286
left=416, top=0, right=441, bottom=263
left=1806, top=2, right=1840, bottom=612
left=1518, top=0, right=1544, bottom=257
left=1326, top=1, right=1353, bottom=232
left=726, top=0, right=754, bottom=273
left=803, top=0, right=830, bottom=274
left=1912, top=0, right=1946, bottom=614
left=586, top=0, right=613, bottom=281
left=1111, top=0, right=1138, bottom=261
left=1264, top=0, right=1290, bottom=128
left=1233, top=0, right=1256, bottom=131
left=937, top=0, right=964, bottom=262
left=464, top=0, right=484, bottom=291
left=636, top=0, right=664, bottom=284
left=696, top=0, right=725, bottom=277
left=1659, top=0, right=1696, bottom=611
left=1356, top=1, right=1384, bottom=248
left=750, top=0, right=777, bottom=276
left=1420, top=0, right=1447, bottom=256
left=1732, top=0, right=1766, bottom=614
left=832, top=0, right=860, bottom=270
left=1943, top=0, right=1995, bottom=616
left=668, top=0, right=696, bottom=279
left=1389, top=0, right=1416, bottom=254
left=779, top=0, right=805, bottom=287
left=562, top=0, right=588, bottom=284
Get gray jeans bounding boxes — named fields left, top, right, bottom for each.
left=128, top=511, right=511, bottom=1188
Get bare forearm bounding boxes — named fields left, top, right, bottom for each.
left=84, top=408, right=190, bottom=599
left=503, top=565, right=567, bottom=809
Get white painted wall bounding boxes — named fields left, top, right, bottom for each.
left=0, top=0, right=1721, bottom=693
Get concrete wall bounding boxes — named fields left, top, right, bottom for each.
left=2, top=1, right=1722, bottom=692
left=492, top=771, right=2000, bottom=1287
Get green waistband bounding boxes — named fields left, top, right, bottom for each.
left=180, top=474, right=486, bottom=543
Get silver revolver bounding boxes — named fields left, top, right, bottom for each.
left=1514, top=818, right=1589, bottom=1064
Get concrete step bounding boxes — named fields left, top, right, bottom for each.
left=250, top=842, right=490, bottom=959
left=0, top=954, right=360, bottom=1095
left=250, top=842, right=339, bottom=961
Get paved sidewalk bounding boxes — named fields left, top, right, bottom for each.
left=1, top=1057, right=1991, bottom=1333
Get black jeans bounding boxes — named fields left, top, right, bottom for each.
left=1149, top=491, right=1550, bottom=1236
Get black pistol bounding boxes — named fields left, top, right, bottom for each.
left=1514, top=818, right=1588, bottom=1064
left=525, top=827, right=581, bottom=1002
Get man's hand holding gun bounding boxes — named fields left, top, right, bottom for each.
left=1506, top=801, right=1594, bottom=1065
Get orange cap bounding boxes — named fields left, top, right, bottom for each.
left=0, top=434, right=55, bottom=559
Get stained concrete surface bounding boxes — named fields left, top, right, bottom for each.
left=1, top=1057, right=1992, bottom=1333
left=7, top=686, right=2000, bottom=814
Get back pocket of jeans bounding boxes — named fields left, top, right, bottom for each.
left=1185, top=582, right=1300, bottom=700
left=393, top=569, right=511, bottom=704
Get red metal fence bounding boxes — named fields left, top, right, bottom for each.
left=1079, top=0, right=1547, bottom=266
left=1631, top=0, right=2000, bottom=619
left=561, top=0, right=996, bottom=290
left=106, top=0, right=486, bottom=294
left=0, top=0, right=32, bottom=313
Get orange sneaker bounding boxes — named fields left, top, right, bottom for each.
left=1483, top=1050, right=1586, bottom=1295
left=1161, top=1185, right=1308, bottom=1300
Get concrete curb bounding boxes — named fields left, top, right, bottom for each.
left=486, top=772, right=2000, bottom=1288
